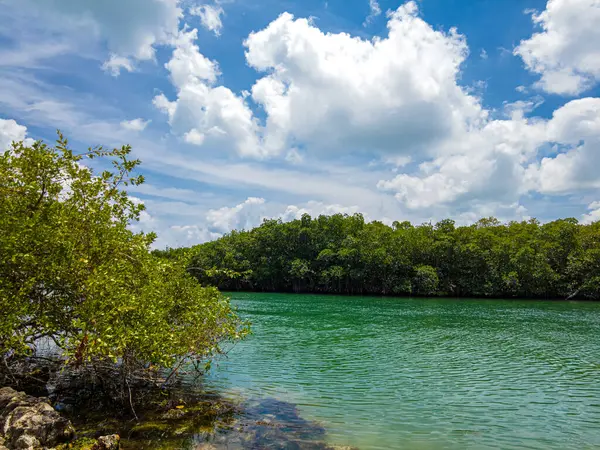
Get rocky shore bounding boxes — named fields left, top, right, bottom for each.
left=0, top=387, right=118, bottom=450
left=1, top=386, right=357, bottom=450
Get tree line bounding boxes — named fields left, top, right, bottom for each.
left=162, top=214, right=600, bottom=300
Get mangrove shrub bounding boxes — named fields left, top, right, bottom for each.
left=0, top=135, right=247, bottom=388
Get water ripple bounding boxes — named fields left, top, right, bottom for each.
left=205, top=294, right=600, bottom=450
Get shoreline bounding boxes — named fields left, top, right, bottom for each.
left=221, top=289, right=600, bottom=302
left=0, top=384, right=356, bottom=450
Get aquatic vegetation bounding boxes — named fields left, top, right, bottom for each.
left=65, top=392, right=346, bottom=450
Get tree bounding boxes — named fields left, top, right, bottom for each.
left=0, top=135, right=247, bottom=392
left=412, top=265, right=439, bottom=296
left=181, top=196, right=600, bottom=300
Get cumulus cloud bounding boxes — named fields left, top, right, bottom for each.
left=27, top=0, right=182, bottom=75
left=378, top=95, right=600, bottom=218
left=102, top=55, right=136, bottom=76
left=526, top=98, right=600, bottom=193
left=383, top=155, right=412, bottom=169
left=190, top=4, right=224, bottom=36
left=7, top=0, right=600, bottom=228
left=157, top=225, right=222, bottom=248
left=206, top=197, right=267, bottom=233
left=154, top=28, right=265, bottom=157
left=244, top=1, right=483, bottom=158
left=515, top=0, right=600, bottom=95
left=131, top=203, right=222, bottom=248
left=282, top=201, right=361, bottom=221
left=0, top=118, right=32, bottom=149
left=581, top=201, right=600, bottom=224
left=120, top=118, right=150, bottom=131
left=377, top=113, right=547, bottom=210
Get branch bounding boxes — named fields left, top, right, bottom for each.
left=566, top=287, right=581, bottom=301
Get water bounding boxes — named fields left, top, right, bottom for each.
left=203, top=293, right=600, bottom=450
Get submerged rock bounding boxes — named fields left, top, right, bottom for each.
left=0, top=387, right=75, bottom=449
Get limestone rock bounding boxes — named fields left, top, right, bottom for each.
left=13, top=435, right=39, bottom=449
left=0, top=387, right=75, bottom=449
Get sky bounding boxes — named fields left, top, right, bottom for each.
left=1, top=0, right=600, bottom=248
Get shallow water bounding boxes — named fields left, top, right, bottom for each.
left=202, top=293, right=600, bottom=450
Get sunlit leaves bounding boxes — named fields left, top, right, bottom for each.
left=0, top=134, right=247, bottom=372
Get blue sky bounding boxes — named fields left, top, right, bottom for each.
left=1, top=0, right=600, bottom=247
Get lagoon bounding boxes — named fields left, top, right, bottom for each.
left=204, top=293, right=600, bottom=449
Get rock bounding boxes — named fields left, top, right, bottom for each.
left=13, top=435, right=39, bottom=449
left=0, top=387, right=75, bottom=449
left=92, top=434, right=120, bottom=450
left=161, top=408, right=186, bottom=420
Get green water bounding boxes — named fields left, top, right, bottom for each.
left=204, top=293, right=600, bottom=450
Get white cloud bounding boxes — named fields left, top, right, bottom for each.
left=285, top=148, right=303, bottom=164
left=204, top=198, right=363, bottom=234
left=245, top=1, right=483, bottom=158
left=6, top=0, right=600, bottom=233
left=165, top=28, right=219, bottom=85
left=102, top=55, right=136, bottom=76
left=128, top=184, right=214, bottom=204
left=515, top=0, right=600, bottom=95
left=131, top=204, right=222, bottom=248
left=282, top=201, right=361, bottom=221
left=25, top=0, right=182, bottom=74
left=153, top=93, right=177, bottom=117
left=121, top=118, right=151, bottom=131
left=378, top=96, right=600, bottom=217
left=184, top=129, right=206, bottom=145
left=190, top=4, right=224, bottom=36
left=206, top=197, right=267, bottom=232
left=0, top=118, right=31, bottom=150
left=377, top=111, right=548, bottom=211
left=526, top=98, right=600, bottom=193
left=502, top=97, right=544, bottom=117
left=364, top=0, right=382, bottom=26
left=581, top=201, right=600, bottom=224
left=155, top=28, right=264, bottom=157
left=158, top=225, right=222, bottom=248
left=384, top=155, right=412, bottom=168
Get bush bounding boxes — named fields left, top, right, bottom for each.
left=0, top=134, right=247, bottom=392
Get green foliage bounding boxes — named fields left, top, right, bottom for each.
left=187, top=214, right=600, bottom=300
left=0, top=134, right=247, bottom=371
left=412, top=265, right=439, bottom=296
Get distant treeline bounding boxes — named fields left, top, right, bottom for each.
left=156, top=214, right=600, bottom=299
